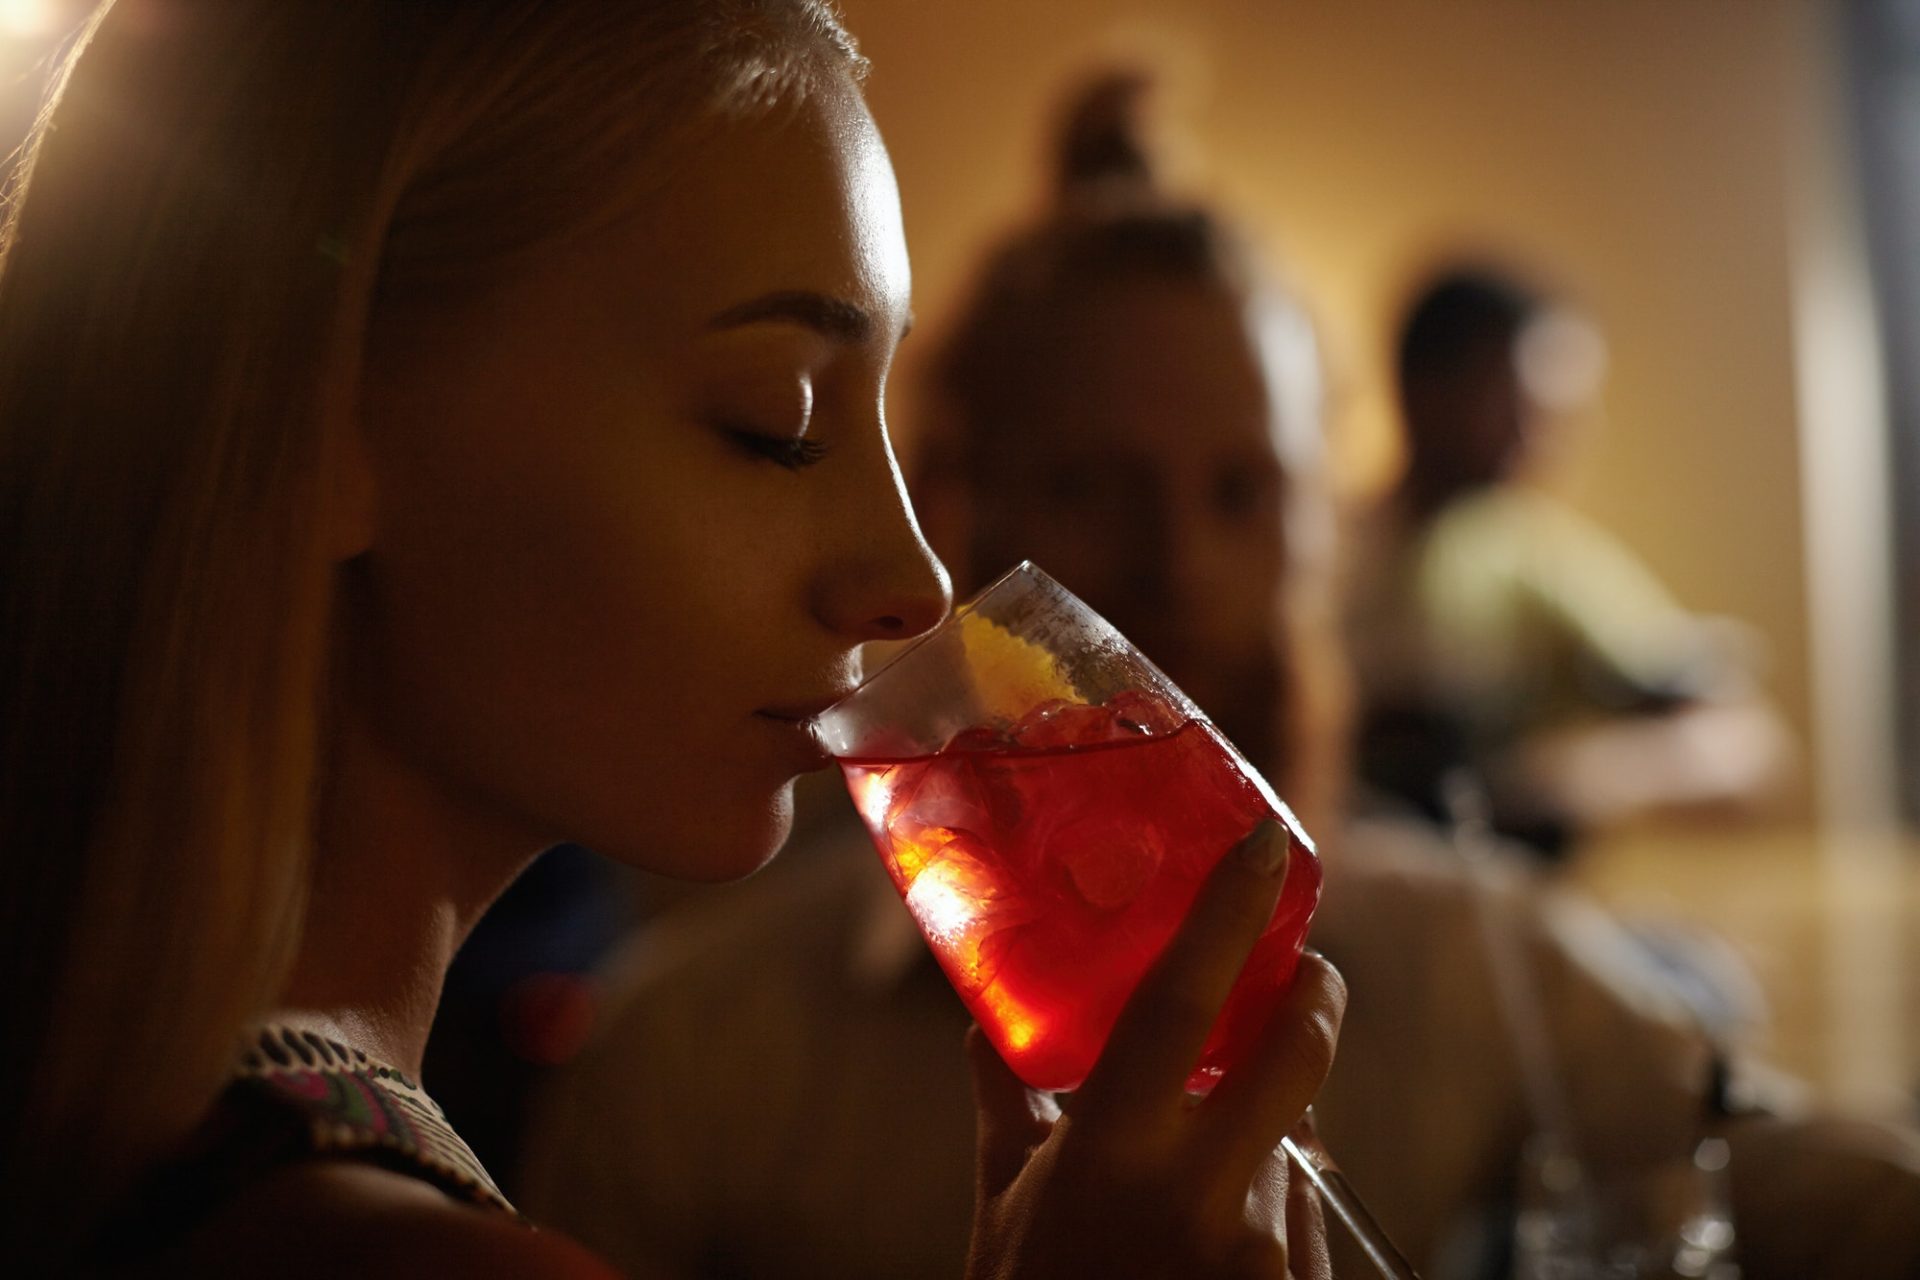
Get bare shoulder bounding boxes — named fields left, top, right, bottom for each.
left=136, top=1159, right=621, bottom=1278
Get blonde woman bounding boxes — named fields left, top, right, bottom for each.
left=0, top=3, right=1344, bottom=1275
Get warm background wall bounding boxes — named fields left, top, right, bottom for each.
left=841, top=0, right=1823, bottom=793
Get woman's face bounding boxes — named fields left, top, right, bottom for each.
left=354, top=73, right=949, bottom=881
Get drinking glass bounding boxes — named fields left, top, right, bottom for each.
left=815, top=561, right=1418, bottom=1275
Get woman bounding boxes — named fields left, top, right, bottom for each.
left=0, top=3, right=1343, bottom=1275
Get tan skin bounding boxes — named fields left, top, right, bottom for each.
left=162, top=75, right=1345, bottom=1278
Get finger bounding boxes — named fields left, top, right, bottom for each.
left=1284, top=1129, right=1331, bottom=1280
left=967, top=1023, right=1057, bottom=1201
left=1195, top=952, right=1346, bottom=1182
left=1243, top=1142, right=1290, bottom=1236
left=1077, top=819, right=1290, bottom=1124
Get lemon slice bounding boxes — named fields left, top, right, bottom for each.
left=960, top=611, right=1080, bottom=717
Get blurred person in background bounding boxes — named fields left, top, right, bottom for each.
left=1346, top=267, right=1794, bottom=862
left=523, top=71, right=1914, bottom=1280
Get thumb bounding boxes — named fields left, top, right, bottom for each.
left=967, top=1024, right=1057, bottom=1201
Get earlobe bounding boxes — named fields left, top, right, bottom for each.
left=325, top=421, right=379, bottom=562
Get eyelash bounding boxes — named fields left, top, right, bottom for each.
left=729, top=429, right=829, bottom=470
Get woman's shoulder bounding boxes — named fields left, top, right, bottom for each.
left=131, top=1159, right=621, bottom=1278
left=99, top=1024, right=586, bottom=1275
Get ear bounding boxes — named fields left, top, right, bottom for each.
left=324, top=418, right=379, bottom=562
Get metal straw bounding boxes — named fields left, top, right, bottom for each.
left=1282, top=1116, right=1423, bottom=1278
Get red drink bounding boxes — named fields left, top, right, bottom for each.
left=839, top=694, right=1322, bottom=1094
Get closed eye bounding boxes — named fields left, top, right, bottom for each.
left=729, top=429, right=829, bottom=470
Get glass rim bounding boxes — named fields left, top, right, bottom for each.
left=821, top=557, right=1052, bottom=718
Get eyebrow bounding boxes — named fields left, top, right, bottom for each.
left=707, top=289, right=912, bottom=344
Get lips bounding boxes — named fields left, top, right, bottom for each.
left=756, top=691, right=859, bottom=723
left=754, top=691, right=859, bottom=768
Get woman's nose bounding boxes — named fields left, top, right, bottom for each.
left=813, top=447, right=954, bottom=643
left=817, top=535, right=952, bottom=643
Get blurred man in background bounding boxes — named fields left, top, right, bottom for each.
left=1347, top=267, right=1793, bottom=861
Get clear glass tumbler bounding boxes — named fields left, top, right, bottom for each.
left=818, top=563, right=1422, bottom=1277
left=815, top=560, right=1322, bottom=1095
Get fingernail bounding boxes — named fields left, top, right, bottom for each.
left=1236, top=817, right=1289, bottom=877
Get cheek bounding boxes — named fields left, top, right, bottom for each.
left=360, top=408, right=810, bottom=873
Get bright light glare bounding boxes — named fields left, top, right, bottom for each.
left=0, top=0, right=58, bottom=40
left=904, top=854, right=980, bottom=948
left=846, top=767, right=891, bottom=827
left=980, top=984, right=1038, bottom=1052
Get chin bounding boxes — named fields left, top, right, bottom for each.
left=595, top=778, right=799, bottom=883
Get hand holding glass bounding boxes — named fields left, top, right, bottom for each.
left=818, top=564, right=1418, bottom=1275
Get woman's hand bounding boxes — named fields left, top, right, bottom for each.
left=964, top=820, right=1347, bottom=1279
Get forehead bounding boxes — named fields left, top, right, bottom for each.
left=1019, top=281, right=1277, bottom=460
left=580, top=75, right=909, bottom=339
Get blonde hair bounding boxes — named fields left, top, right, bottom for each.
left=0, top=0, right=861, bottom=1256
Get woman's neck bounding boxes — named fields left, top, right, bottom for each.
left=280, top=712, right=551, bottom=1075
